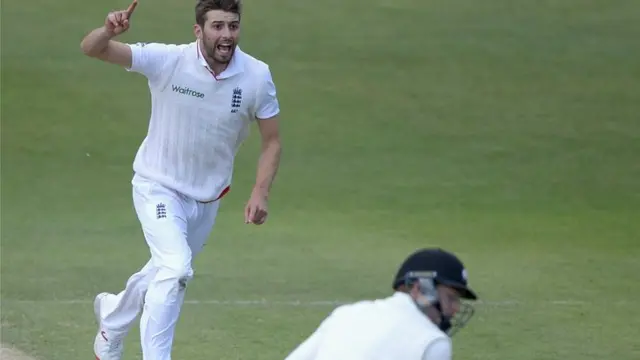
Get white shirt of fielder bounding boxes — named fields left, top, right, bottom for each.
left=285, top=292, right=452, bottom=360
left=125, top=40, right=279, bottom=202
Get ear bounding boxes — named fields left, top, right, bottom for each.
left=193, top=24, right=202, bottom=39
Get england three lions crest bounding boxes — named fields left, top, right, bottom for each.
left=231, top=87, right=242, bottom=113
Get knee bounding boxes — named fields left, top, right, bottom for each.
left=156, top=257, right=193, bottom=283
left=147, top=257, right=193, bottom=300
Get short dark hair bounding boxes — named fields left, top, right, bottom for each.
left=195, top=0, right=242, bottom=27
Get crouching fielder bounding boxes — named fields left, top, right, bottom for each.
left=284, top=248, right=478, bottom=360
left=80, top=1, right=282, bottom=359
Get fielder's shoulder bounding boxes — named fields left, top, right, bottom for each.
left=331, top=299, right=378, bottom=316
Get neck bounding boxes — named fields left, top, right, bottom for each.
left=207, top=58, right=228, bottom=76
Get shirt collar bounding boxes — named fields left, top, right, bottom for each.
left=195, top=40, right=244, bottom=80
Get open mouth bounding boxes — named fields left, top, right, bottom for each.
left=216, top=44, right=233, bottom=55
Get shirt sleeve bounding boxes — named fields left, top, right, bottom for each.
left=255, top=65, right=280, bottom=120
left=126, top=42, right=182, bottom=86
left=421, top=338, right=452, bottom=360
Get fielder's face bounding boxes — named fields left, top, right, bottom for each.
left=436, top=285, right=462, bottom=317
left=195, top=10, right=240, bottom=65
left=413, top=284, right=461, bottom=327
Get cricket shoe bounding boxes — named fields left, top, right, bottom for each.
left=93, top=292, right=127, bottom=360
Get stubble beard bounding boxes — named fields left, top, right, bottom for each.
left=204, top=39, right=234, bottom=67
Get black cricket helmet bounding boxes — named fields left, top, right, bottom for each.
left=392, top=248, right=478, bottom=336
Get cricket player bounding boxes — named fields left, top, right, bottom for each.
left=79, top=1, right=282, bottom=359
left=284, top=248, right=478, bottom=360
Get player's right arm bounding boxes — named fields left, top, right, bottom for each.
left=80, top=28, right=132, bottom=68
left=80, top=1, right=138, bottom=68
left=80, top=1, right=180, bottom=86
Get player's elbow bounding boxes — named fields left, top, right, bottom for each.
left=80, top=45, right=100, bottom=58
left=263, top=136, right=281, bottom=154
left=80, top=38, right=105, bottom=58
left=267, top=134, right=281, bottom=147
left=80, top=43, right=91, bottom=57
left=80, top=40, right=96, bottom=57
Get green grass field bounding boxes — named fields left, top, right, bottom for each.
left=2, top=0, right=640, bottom=359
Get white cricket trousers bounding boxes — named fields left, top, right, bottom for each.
left=99, top=173, right=220, bottom=360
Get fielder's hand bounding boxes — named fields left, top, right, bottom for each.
left=245, top=191, right=268, bottom=225
left=105, top=0, right=138, bottom=36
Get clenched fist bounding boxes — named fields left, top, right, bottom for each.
left=245, top=190, right=269, bottom=225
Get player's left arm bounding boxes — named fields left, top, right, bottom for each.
left=244, top=66, right=282, bottom=225
left=253, top=115, right=282, bottom=199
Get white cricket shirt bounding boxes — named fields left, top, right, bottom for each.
left=285, top=292, right=452, bottom=360
left=125, top=41, right=280, bottom=202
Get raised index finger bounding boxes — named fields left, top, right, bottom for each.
left=126, top=0, right=138, bottom=17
